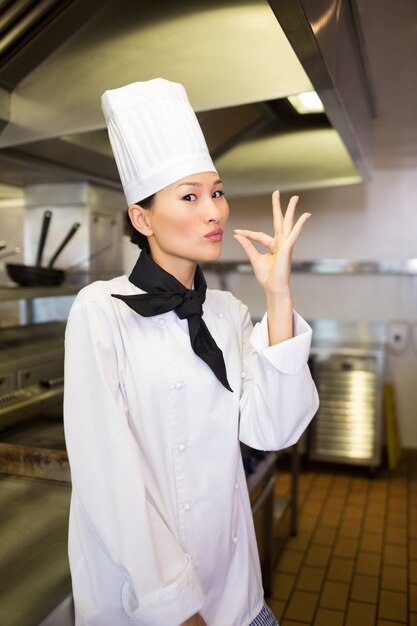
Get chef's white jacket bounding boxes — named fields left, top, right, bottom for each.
left=64, top=275, right=319, bottom=626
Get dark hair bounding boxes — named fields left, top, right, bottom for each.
left=125, top=194, right=156, bottom=251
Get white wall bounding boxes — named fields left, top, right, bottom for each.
left=213, top=167, right=417, bottom=448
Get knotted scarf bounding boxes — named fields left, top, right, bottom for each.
left=111, top=249, right=232, bottom=392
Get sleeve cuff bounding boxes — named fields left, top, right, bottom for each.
left=250, top=310, right=313, bottom=374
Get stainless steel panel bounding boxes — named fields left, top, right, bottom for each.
left=0, top=383, right=63, bottom=432
left=17, top=359, right=63, bottom=388
left=0, top=370, right=16, bottom=394
left=309, top=345, right=385, bottom=467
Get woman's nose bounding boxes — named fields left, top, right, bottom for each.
left=206, top=198, right=222, bottom=223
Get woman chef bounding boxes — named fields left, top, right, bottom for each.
left=64, top=78, right=319, bottom=626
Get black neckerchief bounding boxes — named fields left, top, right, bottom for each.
left=111, top=248, right=232, bottom=392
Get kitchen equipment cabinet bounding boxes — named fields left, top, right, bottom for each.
left=0, top=319, right=68, bottom=480
left=308, top=320, right=386, bottom=470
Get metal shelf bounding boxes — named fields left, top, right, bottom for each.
left=202, top=258, right=417, bottom=276
left=0, top=285, right=79, bottom=302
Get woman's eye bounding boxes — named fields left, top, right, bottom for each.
left=183, top=193, right=197, bottom=201
left=213, top=190, right=224, bottom=198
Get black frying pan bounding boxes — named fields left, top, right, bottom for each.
left=6, top=212, right=81, bottom=287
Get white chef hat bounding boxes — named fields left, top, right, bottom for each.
left=101, top=78, right=217, bottom=205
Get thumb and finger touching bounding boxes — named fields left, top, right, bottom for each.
left=234, top=192, right=311, bottom=267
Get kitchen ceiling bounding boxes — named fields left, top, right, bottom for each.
left=0, top=0, right=375, bottom=199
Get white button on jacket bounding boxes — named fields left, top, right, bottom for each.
left=64, top=276, right=319, bottom=626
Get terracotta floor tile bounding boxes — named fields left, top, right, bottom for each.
left=319, top=511, right=342, bottom=527
left=276, top=474, right=291, bottom=489
left=302, top=501, right=323, bottom=516
left=312, top=527, right=336, bottom=547
left=387, top=510, right=407, bottom=527
left=333, top=537, right=358, bottom=559
left=350, top=479, right=368, bottom=492
left=381, top=565, right=407, bottom=592
left=368, top=501, right=387, bottom=512
left=296, top=565, right=325, bottom=593
left=308, top=491, right=327, bottom=504
left=367, top=498, right=386, bottom=511
left=370, top=483, right=388, bottom=494
left=313, top=475, right=332, bottom=487
left=385, top=526, right=407, bottom=545
left=270, top=455, right=417, bottom=626
left=410, top=584, right=417, bottom=613
left=275, top=484, right=291, bottom=497
left=383, top=544, right=407, bottom=567
left=345, top=601, right=376, bottom=626
left=319, top=580, right=349, bottom=611
left=271, top=572, right=296, bottom=600
left=328, top=490, right=349, bottom=502
left=378, top=590, right=407, bottom=622
left=368, top=487, right=387, bottom=497
left=304, top=545, right=331, bottom=568
left=388, top=497, right=407, bottom=512
left=266, top=598, right=285, bottom=621
left=284, top=590, right=319, bottom=622
left=327, top=557, right=354, bottom=583
left=275, top=549, right=304, bottom=575
left=410, top=560, right=417, bottom=584
left=343, top=506, right=364, bottom=522
left=322, top=496, right=345, bottom=512
left=355, top=552, right=381, bottom=576
left=298, top=514, right=319, bottom=532
left=351, top=574, right=379, bottom=603
left=338, top=520, right=361, bottom=538
left=360, top=532, right=383, bottom=553
left=347, top=492, right=367, bottom=505
left=390, top=481, right=407, bottom=495
left=284, top=532, right=311, bottom=553
left=363, top=515, right=385, bottom=533
left=313, top=607, right=344, bottom=626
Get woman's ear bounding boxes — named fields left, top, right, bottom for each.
left=128, top=204, right=153, bottom=236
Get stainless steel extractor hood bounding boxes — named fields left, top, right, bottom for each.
left=0, top=0, right=374, bottom=197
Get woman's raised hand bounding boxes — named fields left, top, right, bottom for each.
left=234, top=191, right=311, bottom=295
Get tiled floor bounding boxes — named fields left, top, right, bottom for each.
left=268, top=450, right=417, bottom=626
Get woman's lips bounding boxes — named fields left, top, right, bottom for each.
left=205, top=229, right=223, bottom=242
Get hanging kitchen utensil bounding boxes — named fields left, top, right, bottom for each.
left=47, top=222, right=81, bottom=268
left=36, top=210, right=52, bottom=267
left=5, top=217, right=81, bottom=287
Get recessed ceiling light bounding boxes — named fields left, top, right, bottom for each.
left=288, top=91, right=325, bottom=114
